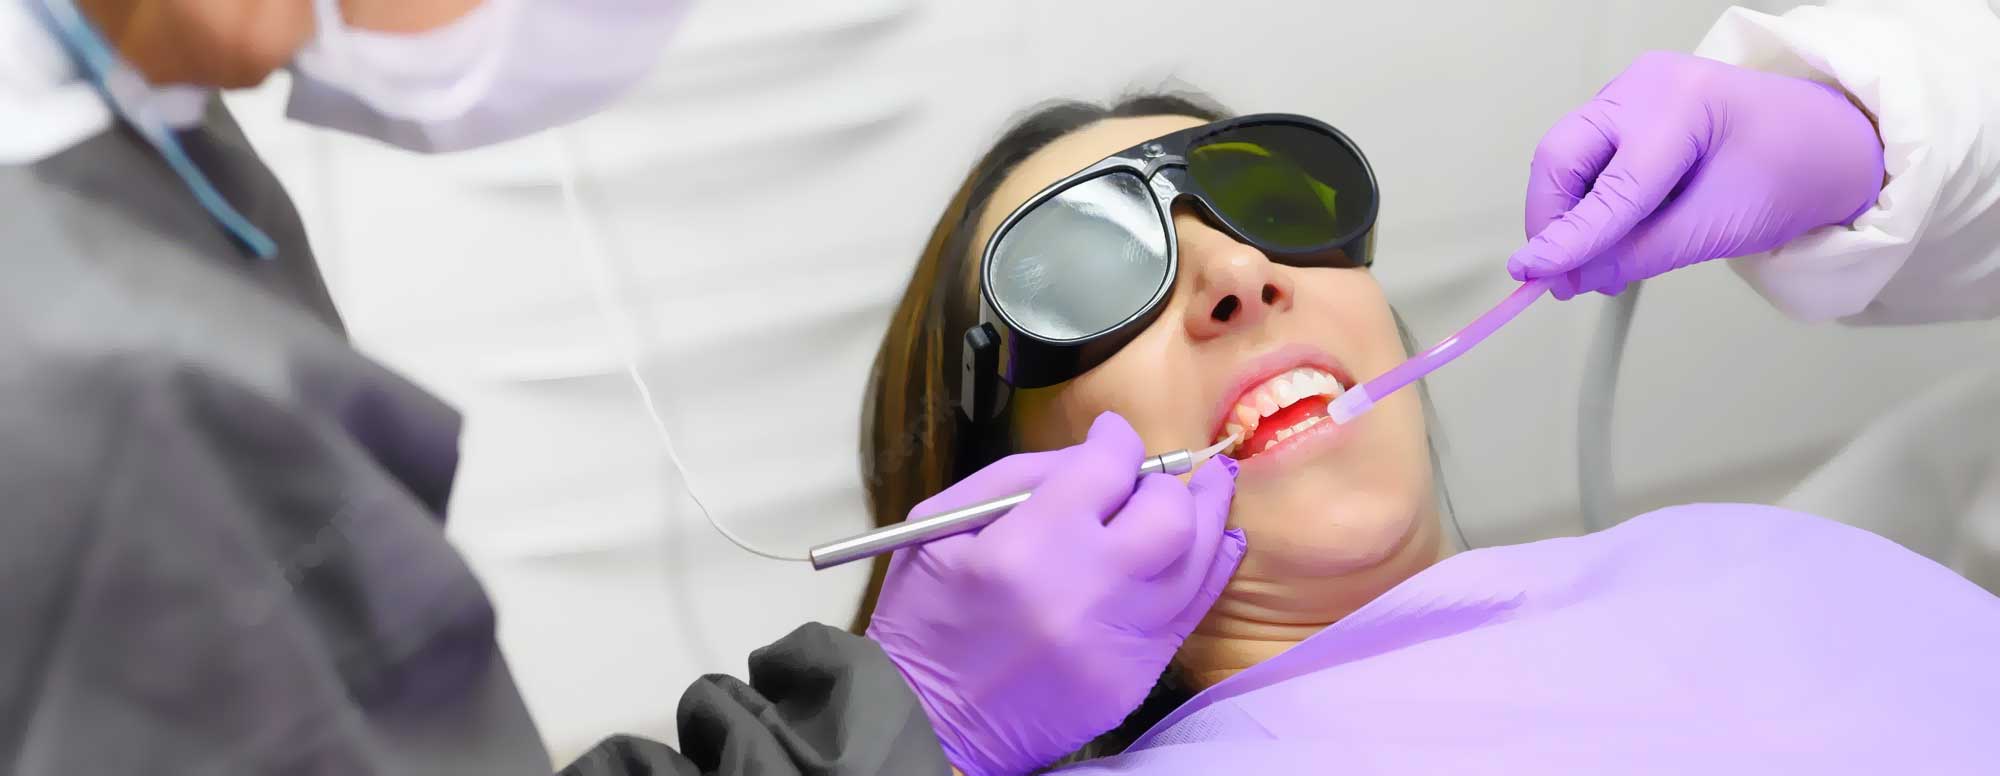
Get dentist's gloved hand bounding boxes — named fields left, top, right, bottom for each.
left=867, top=412, right=1246, bottom=776
left=1509, top=51, right=1885, bottom=299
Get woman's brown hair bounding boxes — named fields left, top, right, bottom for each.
left=854, top=93, right=1232, bottom=632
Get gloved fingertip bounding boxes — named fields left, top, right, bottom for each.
left=1088, top=410, right=1131, bottom=436
left=1553, top=270, right=1586, bottom=301
left=1189, top=456, right=1238, bottom=507
left=1223, top=527, right=1247, bottom=555
left=1506, top=250, right=1549, bottom=280
left=1085, top=412, right=1144, bottom=455
left=1576, top=260, right=1622, bottom=296
left=1078, top=411, right=1145, bottom=470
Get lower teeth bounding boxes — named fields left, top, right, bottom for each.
left=1250, top=416, right=1327, bottom=455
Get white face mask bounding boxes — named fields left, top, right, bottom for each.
left=287, top=0, right=685, bottom=153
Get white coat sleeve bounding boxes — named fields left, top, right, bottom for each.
left=1692, top=0, right=2000, bottom=325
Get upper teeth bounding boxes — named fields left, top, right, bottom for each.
left=1218, top=366, right=1346, bottom=453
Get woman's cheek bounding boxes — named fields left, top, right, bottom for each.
left=1064, top=338, right=1193, bottom=443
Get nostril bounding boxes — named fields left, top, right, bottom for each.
left=1261, top=284, right=1279, bottom=305
left=1210, top=295, right=1240, bottom=322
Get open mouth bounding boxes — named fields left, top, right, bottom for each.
left=1214, top=364, right=1351, bottom=459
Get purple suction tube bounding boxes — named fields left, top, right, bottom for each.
left=1326, top=278, right=1554, bottom=424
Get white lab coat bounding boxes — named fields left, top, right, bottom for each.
left=1695, top=0, right=2000, bottom=589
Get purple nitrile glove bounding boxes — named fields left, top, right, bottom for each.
left=1509, top=51, right=1885, bottom=300
left=866, top=411, right=1247, bottom=776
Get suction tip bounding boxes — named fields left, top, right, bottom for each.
left=1326, top=386, right=1375, bottom=424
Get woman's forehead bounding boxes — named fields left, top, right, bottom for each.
left=972, top=114, right=1211, bottom=252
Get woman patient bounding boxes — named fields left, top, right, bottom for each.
left=856, top=94, right=2000, bottom=773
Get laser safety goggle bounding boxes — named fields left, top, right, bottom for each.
left=960, top=113, right=1380, bottom=422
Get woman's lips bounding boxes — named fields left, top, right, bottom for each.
left=1210, top=345, right=1356, bottom=460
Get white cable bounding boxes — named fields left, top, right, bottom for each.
left=1578, top=281, right=1642, bottom=532
left=549, top=133, right=807, bottom=563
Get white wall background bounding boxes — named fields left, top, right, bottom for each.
left=223, top=0, right=2000, bottom=764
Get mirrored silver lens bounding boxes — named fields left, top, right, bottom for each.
left=987, top=171, right=1170, bottom=342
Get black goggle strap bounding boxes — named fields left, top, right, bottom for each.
left=960, top=322, right=1005, bottom=423
left=955, top=323, right=1013, bottom=479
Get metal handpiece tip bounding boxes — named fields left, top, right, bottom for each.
left=1194, top=432, right=1240, bottom=463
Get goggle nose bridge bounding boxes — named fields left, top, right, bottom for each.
left=1149, top=165, right=1188, bottom=199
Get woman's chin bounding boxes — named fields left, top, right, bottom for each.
left=1235, top=489, right=1435, bottom=578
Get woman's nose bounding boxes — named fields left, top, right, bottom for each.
left=1179, top=214, right=1294, bottom=341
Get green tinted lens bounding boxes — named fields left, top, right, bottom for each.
left=1186, top=124, right=1372, bottom=251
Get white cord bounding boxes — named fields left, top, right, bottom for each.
left=549, top=133, right=808, bottom=563
left=1578, top=281, right=1642, bottom=532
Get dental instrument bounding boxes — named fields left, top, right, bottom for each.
left=1326, top=278, right=1554, bottom=424
left=808, top=434, right=1242, bottom=570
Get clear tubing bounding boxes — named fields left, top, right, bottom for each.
left=1328, top=278, right=1553, bottom=424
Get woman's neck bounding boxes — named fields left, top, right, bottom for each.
left=1177, top=515, right=1450, bottom=689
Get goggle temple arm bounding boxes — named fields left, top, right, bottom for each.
left=960, top=323, right=1010, bottom=423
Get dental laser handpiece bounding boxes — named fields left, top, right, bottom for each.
left=808, top=435, right=1242, bottom=570
left=1325, top=278, right=1554, bottom=425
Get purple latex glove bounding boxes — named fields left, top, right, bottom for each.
left=1509, top=51, right=1885, bottom=300
left=866, top=412, right=1247, bottom=776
